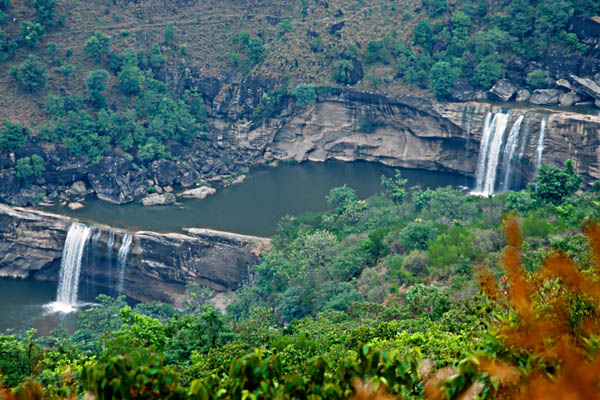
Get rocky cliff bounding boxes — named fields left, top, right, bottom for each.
left=0, top=204, right=269, bottom=304
left=2, top=84, right=600, bottom=207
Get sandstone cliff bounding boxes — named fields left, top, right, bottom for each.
left=0, top=204, right=269, bottom=304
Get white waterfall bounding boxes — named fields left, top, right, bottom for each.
left=92, top=228, right=102, bottom=246
left=501, top=115, right=524, bottom=191
left=472, top=112, right=511, bottom=196
left=48, top=223, right=92, bottom=313
left=116, top=234, right=133, bottom=295
left=535, top=118, right=547, bottom=170
left=473, top=112, right=494, bottom=193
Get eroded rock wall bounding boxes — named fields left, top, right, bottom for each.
left=0, top=204, right=268, bottom=304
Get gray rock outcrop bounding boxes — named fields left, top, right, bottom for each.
left=0, top=204, right=268, bottom=304
left=530, top=89, right=562, bottom=105
left=488, top=79, right=517, bottom=102
left=141, top=193, right=176, bottom=206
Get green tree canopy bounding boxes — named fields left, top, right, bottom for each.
left=429, top=61, right=456, bottom=100
left=85, top=69, right=109, bottom=109
left=534, top=159, right=582, bottom=205
left=0, top=120, right=30, bottom=152
left=85, top=31, right=111, bottom=61
left=9, top=55, right=47, bottom=92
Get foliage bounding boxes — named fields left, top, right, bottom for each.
left=84, top=31, right=111, bottom=61
left=15, top=155, right=45, bottom=181
left=534, top=159, right=582, bottom=205
left=0, top=120, right=30, bottom=152
left=526, top=69, right=549, bottom=89
left=19, top=21, right=45, bottom=48
left=10, top=55, right=47, bottom=92
left=429, top=61, right=456, bottom=100
left=292, top=84, right=316, bottom=107
left=380, top=171, right=407, bottom=204
left=84, top=69, right=109, bottom=109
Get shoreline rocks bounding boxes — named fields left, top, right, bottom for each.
left=178, top=186, right=216, bottom=199
left=141, top=193, right=176, bottom=206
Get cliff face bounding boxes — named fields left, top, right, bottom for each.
left=0, top=204, right=269, bottom=304
left=213, top=86, right=600, bottom=188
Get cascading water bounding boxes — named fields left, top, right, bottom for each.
left=116, top=234, right=133, bottom=295
left=48, top=223, right=92, bottom=312
left=535, top=118, right=547, bottom=170
left=501, top=115, right=524, bottom=191
left=473, top=112, right=494, bottom=193
left=472, top=112, right=511, bottom=196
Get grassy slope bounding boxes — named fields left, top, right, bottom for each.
left=0, top=0, right=428, bottom=129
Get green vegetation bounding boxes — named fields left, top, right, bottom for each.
left=1, top=160, right=597, bottom=398
left=15, top=154, right=44, bottom=181
left=0, top=120, right=30, bottom=152
left=9, top=55, right=47, bottom=92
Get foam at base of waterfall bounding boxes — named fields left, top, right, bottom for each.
left=45, top=301, right=76, bottom=313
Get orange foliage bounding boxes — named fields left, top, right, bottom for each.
left=350, top=379, right=397, bottom=400
left=477, top=216, right=600, bottom=400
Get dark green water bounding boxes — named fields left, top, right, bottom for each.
left=46, top=160, right=471, bottom=236
left=0, top=279, right=111, bottom=335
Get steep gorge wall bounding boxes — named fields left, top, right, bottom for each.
left=209, top=85, right=600, bottom=188
left=0, top=204, right=268, bottom=304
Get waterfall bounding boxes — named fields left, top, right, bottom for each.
left=501, top=115, right=524, bottom=191
left=535, top=118, right=547, bottom=170
left=473, top=112, right=494, bottom=193
left=116, top=234, right=133, bottom=295
left=517, top=120, right=532, bottom=160
left=472, top=112, right=511, bottom=196
left=49, top=223, right=92, bottom=312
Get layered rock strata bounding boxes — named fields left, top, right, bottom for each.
left=0, top=204, right=268, bottom=304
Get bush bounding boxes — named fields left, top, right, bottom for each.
left=85, top=31, right=111, bottom=61
left=15, top=155, right=45, bottom=181
left=429, top=61, right=456, bottom=100
left=473, top=53, right=504, bottom=89
left=398, top=220, right=440, bottom=252
left=526, top=69, right=549, bottom=89
left=402, top=250, right=430, bottom=277
left=534, top=159, right=582, bottom=205
left=10, top=55, right=47, bottom=92
left=85, top=69, right=109, bottom=109
left=292, top=84, right=316, bottom=107
left=0, top=120, right=30, bottom=152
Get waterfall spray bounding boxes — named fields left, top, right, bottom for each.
left=472, top=112, right=511, bottom=196
left=48, top=223, right=92, bottom=312
left=535, top=118, right=547, bottom=170
left=501, top=115, right=524, bottom=191
left=117, top=234, right=133, bottom=295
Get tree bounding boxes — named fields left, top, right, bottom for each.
left=10, top=55, right=47, bottom=92
left=380, top=170, right=408, bottom=204
left=292, top=84, right=316, bottom=107
left=526, top=69, right=549, bottom=89
left=19, top=21, right=45, bottom=48
left=117, top=63, right=144, bottom=96
left=246, top=37, right=265, bottom=65
left=15, top=155, right=45, bottom=181
left=85, top=69, right=109, bottom=109
left=0, top=0, right=10, bottom=10
left=29, top=0, right=57, bottom=27
left=429, top=61, right=456, bottom=100
left=0, top=120, right=30, bottom=152
left=332, top=59, right=354, bottom=84
left=473, top=53, right=504, bottom=89
left=56, top=63, right=75, bottom=86
left=412, top=21, right=434, bottom=52
left=163, top=22, right=176, bottom=46
left=326, top=185, right=358, bottom=214
left=85, top=31, right=111, bottom=61
left=534, top=159, right=582, bottom=205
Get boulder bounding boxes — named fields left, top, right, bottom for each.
left=178, top=186, right=216, bottom=199
left=559, top=91, right=581, bottom=107
left=5, top=186, right=46, bottom=206
left=68, top=202, right=84, bottom=210
left=450, top=79, right=476, bottom=101
left=569, top=74, right=600, bottom=101
left=0, top=169, right=19, bottom=202
left=556, top=79, right=572, bottom=91
left=87, top=154, right=136, bottom=204
left=529, top=89, right=562, bottom=105
left=515, top=89, right=531, bottom=102
left=488, top=79, right=517, bottom=102
left=152, top=159, right=179, bottom=187
left=141, top=193, right=176, bottom=206
left=70, top=181, right=87, bottom=195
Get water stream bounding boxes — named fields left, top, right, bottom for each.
left=117, top=234, right=133, bottom=295
left=47, top=223, right=92, bottom=313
